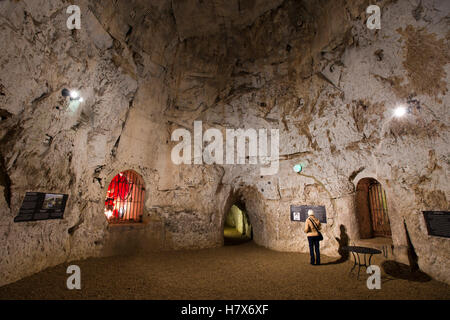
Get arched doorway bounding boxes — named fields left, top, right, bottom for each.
left=355, top=178, right=391, bottom=238
left=223, top=202, right=252, bottom=245
left=104, top=170, right=145, bottom=223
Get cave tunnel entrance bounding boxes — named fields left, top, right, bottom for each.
left=104, top=170, right=145, bottom=224
left=224, top=201, right=253, bottom=246
left=355, top=178, right=392, bottom=239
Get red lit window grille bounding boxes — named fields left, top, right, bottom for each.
left=104, top=170, right=145, bottom=223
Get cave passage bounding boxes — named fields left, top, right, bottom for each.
left=224, top=205, right=252, bottom=246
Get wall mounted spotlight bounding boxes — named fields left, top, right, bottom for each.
left=62, top=88, right=84, bottom=113
left=61, top=88, right=70, bottom=97
left=61, top=88, right=83, bottom=102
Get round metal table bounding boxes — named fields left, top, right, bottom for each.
left=343, top=246, right=382, bottom=279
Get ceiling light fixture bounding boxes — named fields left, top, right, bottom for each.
left=394, top=105, right=407, bottom=118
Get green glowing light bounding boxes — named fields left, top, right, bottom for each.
left=293, top=164, right=302, bottom=173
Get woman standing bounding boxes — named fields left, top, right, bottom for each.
left=304, top=209, right=322, bottom=265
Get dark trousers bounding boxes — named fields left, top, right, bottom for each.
left=308, top=236, right=321, bottom=265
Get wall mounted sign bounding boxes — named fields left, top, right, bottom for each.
left=423, top=211, right=450, bottom=238
left=290, top=205, right=327, bottom=223
left=14, top=192, right=68, bottom=222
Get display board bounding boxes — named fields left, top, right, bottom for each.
left=290, top=205, right=327, bottom=223
left=14, top=192, right=68, bottom=222
left=423, top=211, right=450, bottom=238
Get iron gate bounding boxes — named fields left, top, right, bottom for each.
left=368, top=181, right=391, bottom=237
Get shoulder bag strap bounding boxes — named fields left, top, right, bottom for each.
left=309, top=217, right=320, bottom=232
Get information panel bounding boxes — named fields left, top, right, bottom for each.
left=290, top=205, right=327, bottom=223
left=423, top=211, right=450, bottom=238
left=14, top=192, right=68, bottom=222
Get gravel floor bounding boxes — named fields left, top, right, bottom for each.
left=0, top=242, right=449, bottom=300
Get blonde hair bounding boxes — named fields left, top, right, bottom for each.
left=307, top=209, right=314, bottom=216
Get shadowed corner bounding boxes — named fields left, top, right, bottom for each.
left=381, top=260, right=431, bottom=283
left=381, top=220, right=431, bottom=283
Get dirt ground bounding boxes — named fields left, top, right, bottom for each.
left=0, top=242, right=449, bottom=300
